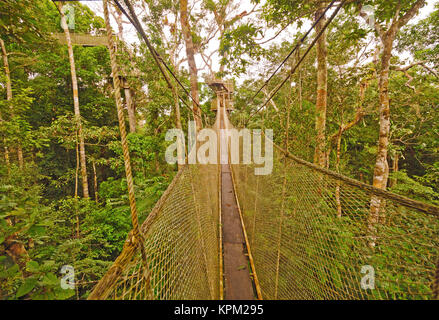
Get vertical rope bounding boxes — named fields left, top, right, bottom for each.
left=103, top=0, right=149, bottom=276
left=251, top=175, right=259, bottom=246
left=218, top=150, right=223, bottom=300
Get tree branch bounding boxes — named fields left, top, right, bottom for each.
left=397, top=0, right=426, bottom=28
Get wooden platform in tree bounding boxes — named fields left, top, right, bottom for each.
left=52, top=32, right=109, bottom=47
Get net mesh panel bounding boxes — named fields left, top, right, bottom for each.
left=100, top=164, right=220, bottom=300
left=231, top=147, right=439, bottom=300
left=97, top=0, right=439, bottom=300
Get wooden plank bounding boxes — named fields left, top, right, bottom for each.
left=219, top=107, right=255, bottom=300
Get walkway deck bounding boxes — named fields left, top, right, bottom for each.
left=219, top=106, right=255, bottom=300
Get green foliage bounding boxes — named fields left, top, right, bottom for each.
left=0, top=0, right=178, bottom=300
left=0, top=0, right=438, bottom=301
left=389, top=171, right=439, bottom=205
left=220, top=24, right=265, bottom=75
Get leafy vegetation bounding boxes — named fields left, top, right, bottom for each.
left=0, top=0, right=438, bottom=300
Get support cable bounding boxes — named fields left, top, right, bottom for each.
left=246, top=0, right=346, bottom=124
left=250, top=0, right=337, bottom=103
left=114, top=0, right=202, bottom=119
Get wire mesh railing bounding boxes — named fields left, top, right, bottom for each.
left=231, top=144, right=439, bottom=300
left=89, top=104, right=439, bottom=300
left=88, top=164, right=220, bottom=300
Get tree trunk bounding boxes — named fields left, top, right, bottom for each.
left=112, top=6, right=137, bottom=133
left=4, top=220, right=30, bottom=274
left=372, top=33, right=395, bottom=191
left=218, top=26, right=228, bottom=75
left=335, top=127, right=343, bottom=217
left=123, top=79, right=136, bottom=133
left=389, top=153, right=399, bottom=188
left=75, top=139, right=80, bottom=239
left=368, top=28, right=397, bottom=248
left=0, top=111, right=10, bottom=173
left=179, top=0, right=202, bottom=130
left=0, top=38, right=23, bottom=168
left=173, top=86, right=184, bottom=170
left=314, top=5, right=328, bottom=168
left=367, top=1, right=426, bottom=244
left=0, top=40, right=29, bottom=271
left=59, top=3, right=89, bottom=198
left=3, top=144, right=10, bottom=173
left=92, top=160, right=99, bottom=203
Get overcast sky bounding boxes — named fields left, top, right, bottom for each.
left=84, top=0, right=437, bottom=83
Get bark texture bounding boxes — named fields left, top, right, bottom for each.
left=314, top=4, right=328, bottom=168
left=113, top=6, right=137, bottom=133
left=0, top=38, right=23, bottom=168
left=59, top=3, right=89, bottom=198
left=364, top=0, right=426, bottom=247
left=179, top=0, right=202, bottom=130
left=4, top=219, right=30, bottom=273
left=123, top=79, right=136, bottom=133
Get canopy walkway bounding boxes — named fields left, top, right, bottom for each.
left=83, top=0, right=439, bottom=300
left=87, top=101, right=439, bottom=300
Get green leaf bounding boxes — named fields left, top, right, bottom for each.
left=28, top=224, right=46, bottom=237
left=54, top=287, right=75, bottom=300
left=16, top=277, right=38, bottom=298
left=6, top=264, right=20, bottom=277
left=41, top=272, right=59, bottom=286
left=26, top=260, right=40, bottom=273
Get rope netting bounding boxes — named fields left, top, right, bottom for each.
left=231, top=144, right=439, bottom=300
left=55, top=0, right=439, bottom=301
left=88, top=164, right=220, bottom=300
left=89, top=116, right=439, bottom=300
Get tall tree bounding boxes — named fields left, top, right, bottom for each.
left=111, top=4, right=137, bottom=133
left=360, top=0, right=426, bottom=192
left=58, top=2, right=89, bottom=198
left=179, top=0, right=202, bottom=130
left=221, top=0, right=332, bottom=166
left=0, top=40, right=10, bottom=171
left=360, top=0, right=425, bottom=189
left=314, top=2, right=328, bottom=167
left=0, top=38, right=23, bottom=168
left=358, top=0, right=427, bottom=247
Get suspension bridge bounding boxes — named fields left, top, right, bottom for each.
left=86, top=93, right=439, bottom=300
left=83, top=0, right=439, bottom=300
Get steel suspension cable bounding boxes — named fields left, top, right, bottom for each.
left=246, top=0, right=346, bottom=124
left=113, top=0, right=202, bottom=119
left=250, top=0, right=337, bottom=103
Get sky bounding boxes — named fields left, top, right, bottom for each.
left=84, top=0, right=438, bottom=84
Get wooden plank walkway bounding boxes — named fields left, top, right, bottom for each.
left=219, top=106, right=255, bottom=300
